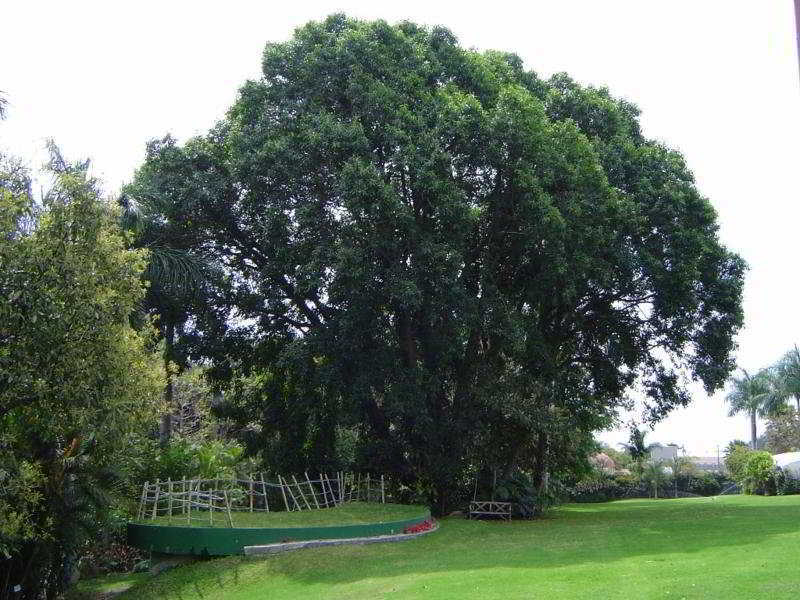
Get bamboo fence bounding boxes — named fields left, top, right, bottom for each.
left=137, top=472, right=389, bottom=527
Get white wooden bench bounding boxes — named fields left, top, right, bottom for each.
left=468, top=500, right=512, bottom=520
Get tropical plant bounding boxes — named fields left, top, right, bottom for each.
left=119, top=175, right=216, bottom=445
left=640, top=461, right=671, bottom=499
left=725, top=369, right=774, bottom=449
left=620, top=427, right=658, bottom=462
left=775, top=346, right=800, bottom=413
left=144, top=438, right=244, bottom=482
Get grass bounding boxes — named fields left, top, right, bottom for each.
left=68, top=573, right=150, bottom=598
left=119, top=495, right=800, bottom=600
left=138, top=502, right=425, bottom=528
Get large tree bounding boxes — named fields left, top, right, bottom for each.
left=127, top=15, right=745, bottom=510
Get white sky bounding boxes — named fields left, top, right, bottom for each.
left=2, top=1, right=798, bottom=456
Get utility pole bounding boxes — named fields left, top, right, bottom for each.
left=795, top=0, right=800, bottom=84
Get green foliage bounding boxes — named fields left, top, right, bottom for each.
left=765, top=407, right=800, bottom=454
left=619, top=427, right=657, bottom=461
left=740, top=451, right=775, bottom=495
left=128, top=15, right=745, bottom=511
left=769, top=346, right=800, bottom=413
left=0, top=149, right=162, bottom=598
left=772, top=467, right=800, bottom=496
left=724, top=444, right=751, bottom=483
left=569, top=473, right=627, bottom=503
left=494, top=471, right=550, bottom=518
left=682, top=472, right=724, bottom=496
left=136, top=437, right=245, bottom=482
left=639, top=461, right=672, bottom=499
left=725, top=370, right=774, bottom=449
left=594, top=443, right=630, bottom=468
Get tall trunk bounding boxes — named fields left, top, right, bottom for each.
left=159, top=321, right=175, bottom=447
left=750, top=409, right=758, bottom=450
left=532, top=431, right=549, bottom=497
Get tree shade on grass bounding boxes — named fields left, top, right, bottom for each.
left=139, top=502, right=425, bottom=528
left=118, top=495, right=800, bottom=600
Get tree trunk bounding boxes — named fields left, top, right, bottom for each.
left=750, top=409, right=758, bottom=450
left=532, top=431, right=549, bottom=499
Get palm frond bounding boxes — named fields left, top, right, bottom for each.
left=144, top=246, right=209, bottom=293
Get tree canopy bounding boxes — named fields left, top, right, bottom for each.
left=126, top=15, right=745, bottom=509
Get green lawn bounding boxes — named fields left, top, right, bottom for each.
left=119, top=495, right=800, bottom=600
left=138, top=501, right=424, bottom=528
left=69, top=573, right=150, bottom=598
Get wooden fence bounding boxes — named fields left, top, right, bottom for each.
left=137, top=472, right=388, bottom=526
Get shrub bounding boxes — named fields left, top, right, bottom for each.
left=772, top=467, right=800, bottom=495
left=741, top=451, right=775, bottom=495
left=495, top=471, right=539, bottom=518
left=137, top=437, right=245, bottom=483
left=683, top=472, right=723, bottom=496
left=724, top=444, right=751, bottom=481
left=569, top=474, right=627, bottom=503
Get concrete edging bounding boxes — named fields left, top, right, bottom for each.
left=243, top=522, right=438, bottom=555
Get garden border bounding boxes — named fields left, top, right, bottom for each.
left=127, top=509, right=431, bottom=556
left=243, top=522, right=438, bottom=555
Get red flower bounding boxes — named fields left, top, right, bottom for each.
left=403, top=519, right=435, bottom=534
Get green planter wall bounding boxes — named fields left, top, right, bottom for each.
left=127, top=509, right=431, bottom=556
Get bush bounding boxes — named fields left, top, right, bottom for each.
left=724, top=444, right=751, bottom=481
left=683, top=472, right=723, bottom=496
left=137, top=437, right=245, bottom=484
left=772, top=467, right=800, bottom=495
left=741, top=451, right=775, bottom=495
left=569, top=477, right=622, bottom=503
left=495, top=471, right=540, bottom=518
left=79, top=540, right=145, bottom=578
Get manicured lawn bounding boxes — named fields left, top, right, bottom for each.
left=119, top=495, right=800, bottom=599
left=138, top=502, right=425, bottom=528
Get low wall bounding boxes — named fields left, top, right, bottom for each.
left=127, top=509, right=431, bottom=556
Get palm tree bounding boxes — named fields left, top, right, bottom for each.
left=119, top=192, right=211, bottom=445
left=641, top=460, right=670, bottom=499
left=725, top=369, right=773, bottom=450
left=772, top=346, right=800, bottom=413
left=620, top=427, right=657, bottom=461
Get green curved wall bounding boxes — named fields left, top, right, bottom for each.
left=127, top=509, right=430, bottom=556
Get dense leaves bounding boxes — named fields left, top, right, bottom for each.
left=0, top=152, right=162, bottom=598
left=126, top=15, right=745, bottom=510
left=765, top=407, right=800, bottom=454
